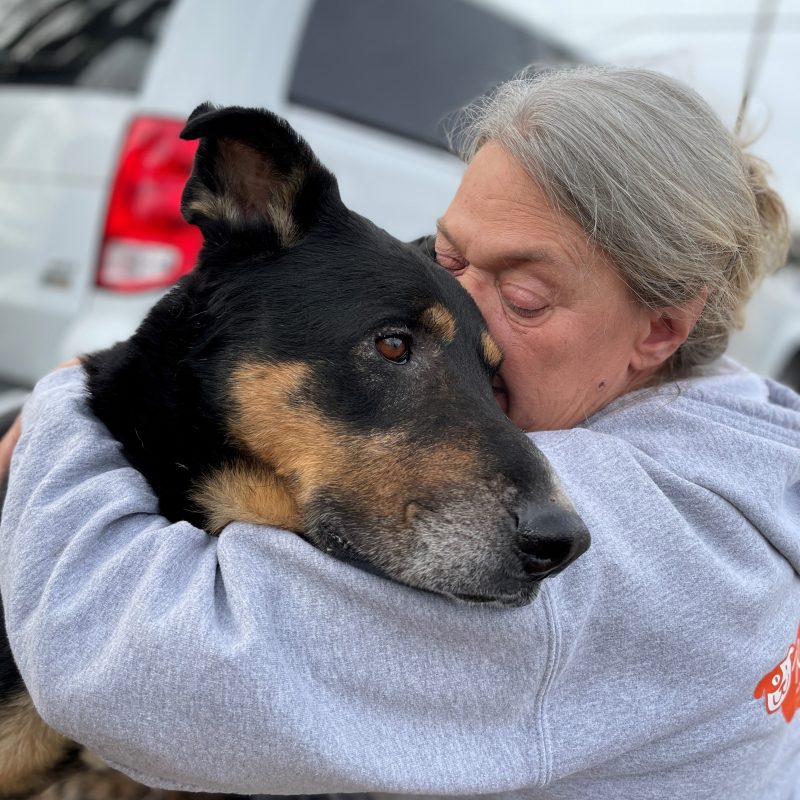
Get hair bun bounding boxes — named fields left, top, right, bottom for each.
left=741, top=149, right=790, bottom=281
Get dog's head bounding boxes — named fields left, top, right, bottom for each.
left=97, top=104, right=589, bottom=607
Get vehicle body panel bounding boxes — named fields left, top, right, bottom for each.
left=728, top=264, right=800, bottom=382
left=0, top=89, right=134, bottom=383
left=6, top=0, right=793, bottom=407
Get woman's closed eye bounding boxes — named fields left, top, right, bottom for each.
left=500, top=282, right=551, bottom=319
left=434, top=249, right=468, bottom=276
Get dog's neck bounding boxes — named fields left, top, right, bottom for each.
left=83, top=286, right=226, bottom=527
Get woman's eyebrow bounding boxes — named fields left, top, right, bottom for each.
left=436, top=219, right=567, bottom=278
left=436, top=219, right=566, bottom=271
left=500, top=248, right=567, bottom=271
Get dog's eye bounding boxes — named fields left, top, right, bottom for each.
left=376, top=335, right=410, bottom=364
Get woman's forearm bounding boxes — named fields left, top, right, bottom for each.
left=0, top=367, right=547, bottom=795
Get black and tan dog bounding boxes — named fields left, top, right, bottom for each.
left=0, top=104, right=589, bottom=797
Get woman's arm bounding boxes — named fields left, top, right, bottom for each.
left=0, top=367, right=551, bottom=796
left=5, top=367, right=796, bottom=798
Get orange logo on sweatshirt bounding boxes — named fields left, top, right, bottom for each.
left=754, top=625, right=800, bottom=723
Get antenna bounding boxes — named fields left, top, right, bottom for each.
left=734, top=0, right=781, bottom=137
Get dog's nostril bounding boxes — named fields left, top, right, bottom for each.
left=515, top=503, right=590, bottom=578
left=518, top=535, right=573, bottom=574
left=518, top=534, right=573, bottom=563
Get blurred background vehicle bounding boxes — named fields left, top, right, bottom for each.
left=727, top=234, right=800, bottom=388
left=0, top=0, right=797, bottom=432
left=0, top=0, right=580, bottom=421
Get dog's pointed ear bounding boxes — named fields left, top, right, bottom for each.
left=179, top=103, right=337, bottom=249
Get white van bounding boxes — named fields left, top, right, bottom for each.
left=727, top=246, right=800, bottom=390
left=0, top=0, right=581, bottom=424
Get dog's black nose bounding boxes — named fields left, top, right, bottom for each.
left=515, top=502, right=590, bottom=578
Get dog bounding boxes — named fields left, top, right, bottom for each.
left=0, top=103, right=590, bottom=797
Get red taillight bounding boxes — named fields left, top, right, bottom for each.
left=97, top=116, right=203, bottom=292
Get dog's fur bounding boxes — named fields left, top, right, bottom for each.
left=0, top=104, right=589, bottom=797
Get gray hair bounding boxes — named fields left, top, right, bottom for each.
left=449, top=66, right=789, bottom=377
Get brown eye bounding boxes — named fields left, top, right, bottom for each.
left=376, top=335, right=410, bottom=363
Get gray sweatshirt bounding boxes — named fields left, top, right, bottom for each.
left=1, top=361, right=799, bottom=799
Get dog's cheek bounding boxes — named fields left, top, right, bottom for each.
left=191, top=462, right=303, bottom=534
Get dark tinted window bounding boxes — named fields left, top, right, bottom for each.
left=0, top=0, right=173, bottom=91
left=290, top=0, right=579, bottom=150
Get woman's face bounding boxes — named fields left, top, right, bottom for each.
left=435, top=142, right=654, bottom=432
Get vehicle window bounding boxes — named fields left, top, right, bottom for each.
left=0, top=0, right=173, bottom=91
left=289, top=0, right=579, bottom=150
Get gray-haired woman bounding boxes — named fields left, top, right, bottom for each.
left=1, top=66, right=798, bottom=798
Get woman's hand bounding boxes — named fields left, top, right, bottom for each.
left=0, top=358, right=81, bottom=480
left=0, top=413, right=22, bottom=479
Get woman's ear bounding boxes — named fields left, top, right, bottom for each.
left=630, top=289, right=708, bottom=373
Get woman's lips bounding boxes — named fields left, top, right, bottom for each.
left=492, top=374, right=509, bottom=415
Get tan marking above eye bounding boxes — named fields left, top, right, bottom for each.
left=376, top=336, right=409, bottom=363
left=420, top=304, right=456, bottom=343
left=481, top=331, right=504, bottom=370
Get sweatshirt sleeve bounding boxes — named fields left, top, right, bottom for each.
left=0, top=367, right=555, bottom=796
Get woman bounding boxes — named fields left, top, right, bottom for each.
left=1, top=66, right=798, bottom=798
